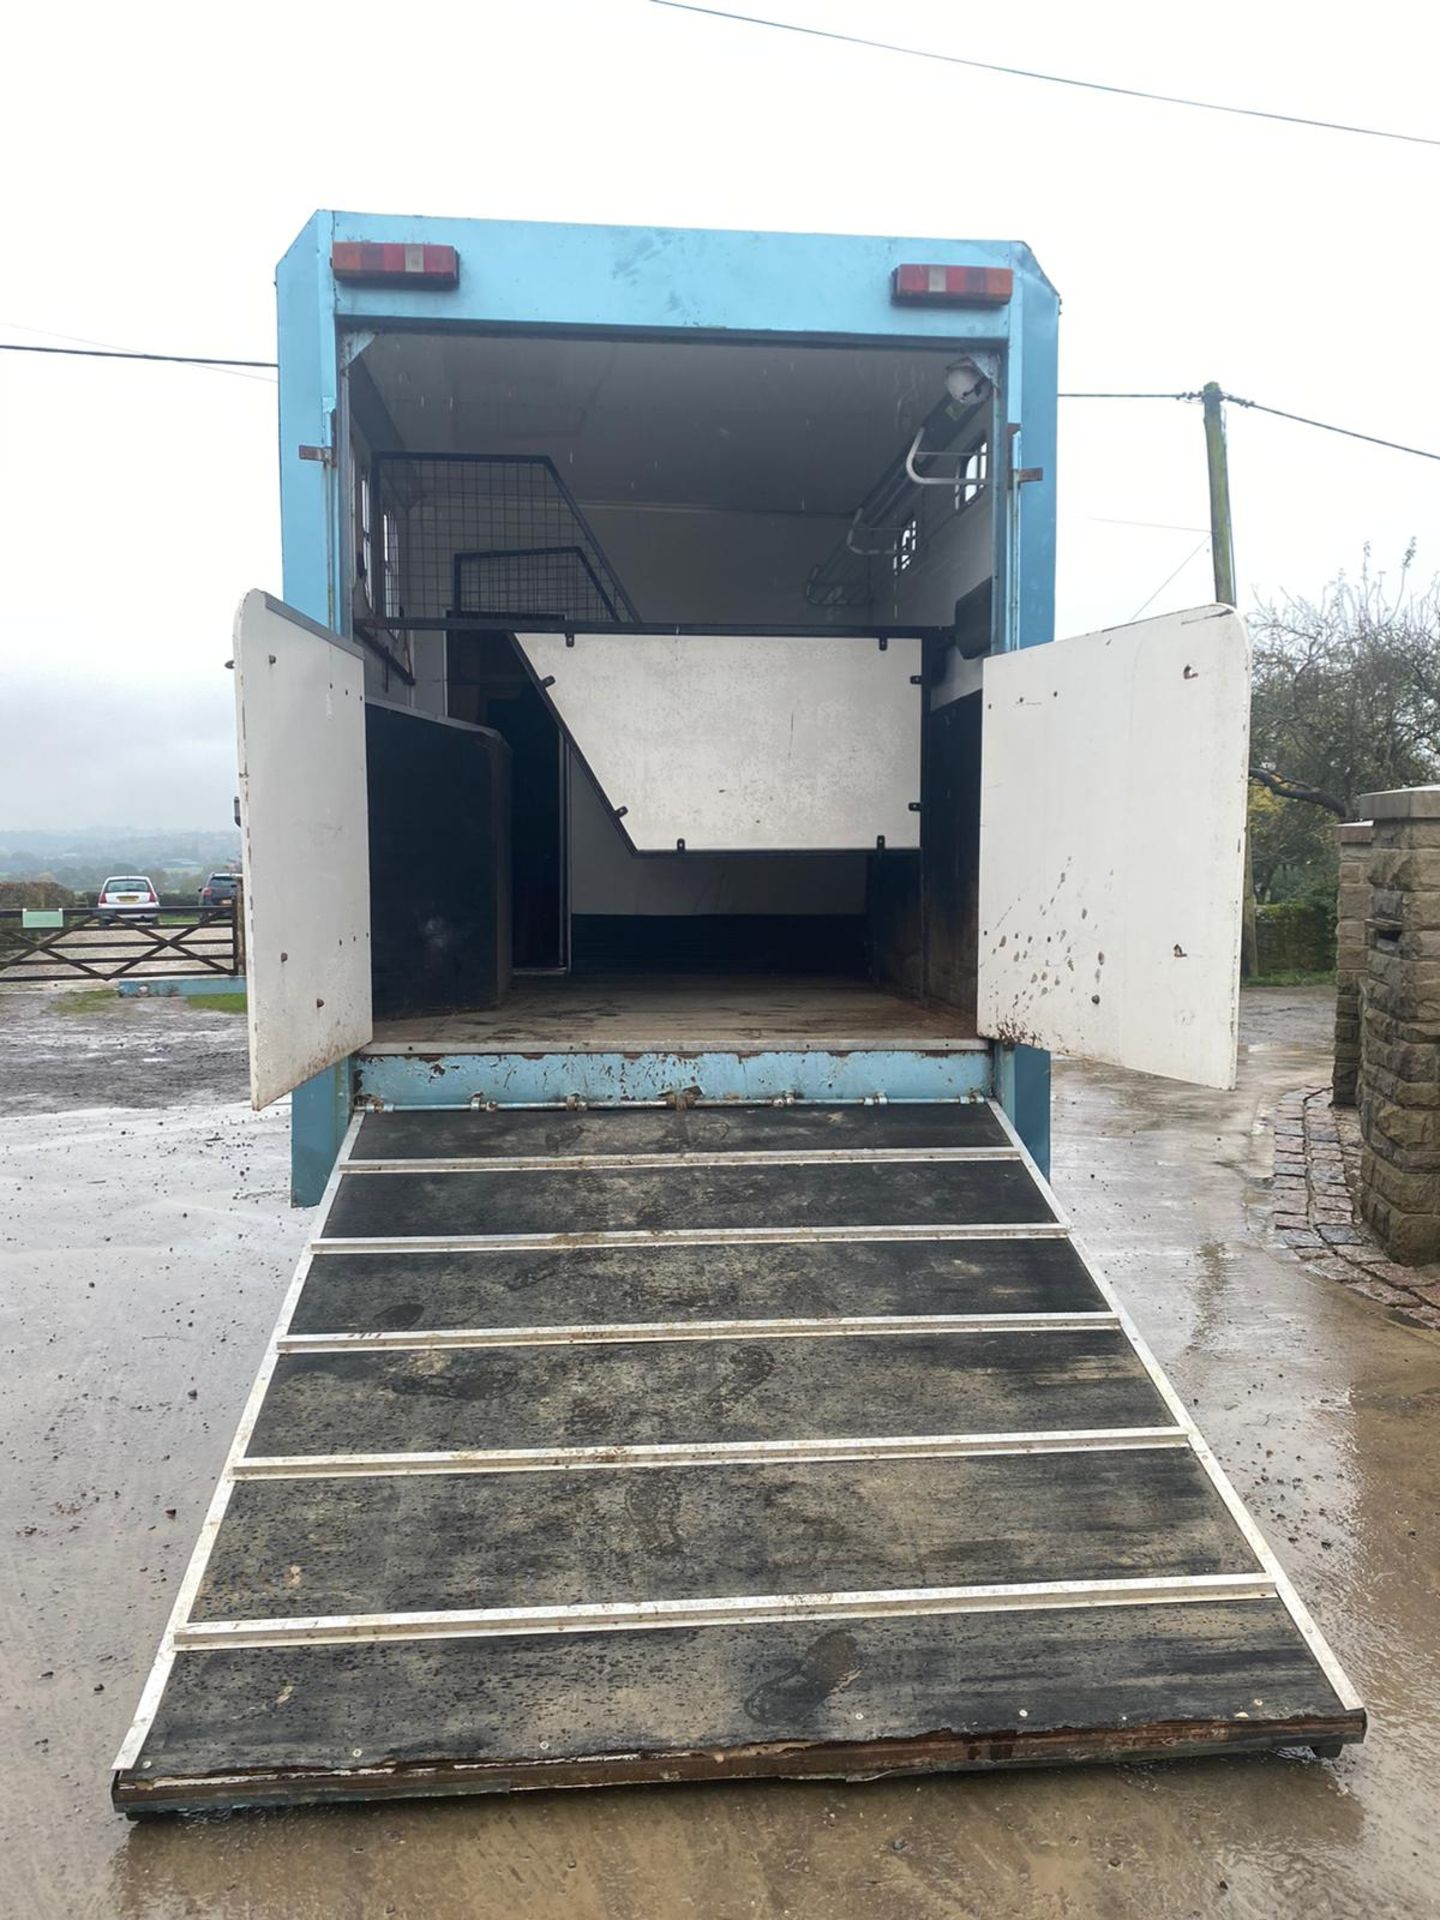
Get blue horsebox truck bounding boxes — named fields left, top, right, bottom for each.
left=112, top=213, right=1363, bottom=1811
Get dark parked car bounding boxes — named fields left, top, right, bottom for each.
left=198, top=872, right=239, bottom=908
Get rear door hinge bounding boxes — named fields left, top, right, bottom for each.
left=1004, top=420, right=1043, bottom=490
left=298, top=444, right=336, bottom=466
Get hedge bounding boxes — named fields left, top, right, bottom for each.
left=1255, top=898, right=1336, bottom=976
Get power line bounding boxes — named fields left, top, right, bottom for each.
left=0, top=318, right=279, bottom=385
left=1087, top=515, right=1211, bottom=534
left=5, top=334, right=1437, bottom=466
left=651, top=3, right=1440, bottom=148
left=1061, top=391, right=1199, bottom=401
left=0, top=341, right=277, bottom=371
left=1224, top=394, right=1440, bottom=465
left=1131, top=538, right=1211, bottom=621
left=1059, top=386, right=1440, bottom=463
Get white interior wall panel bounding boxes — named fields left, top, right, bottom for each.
left=519, top=633, right=923, bottom=853
left=977, top=605, right=1250, bottom=1089
left=568, top=766, right=868, bottom=916
left=887, top=495, right=993, bottom=629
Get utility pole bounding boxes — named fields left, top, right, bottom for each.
left=1202, top=381, right=1257, bottom=977
left=1201, top=382, right=1237, bottom=605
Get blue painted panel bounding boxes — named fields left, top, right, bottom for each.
left=1015, top=275, right=1059, bottom=652
left=298, top=208, right=1057, bottom=346
left=989, top=272, right=1057, bottom=1157
left=994, top=1044, right=1051, bottom=1176
left=276, top=215, right=341, bottom=629
left=277, top=219, right=350, bottom=1204
left=355, top=1048, right=992, bottom=1111
left=291, top=1062, right=353, bottom=1207
left=274, top=211, right=1060, bottom=1186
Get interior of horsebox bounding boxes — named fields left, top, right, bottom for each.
left=343, top=326, right=997, bottom=1051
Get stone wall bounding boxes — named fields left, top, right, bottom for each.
left=1333, top=821, right=1372, bottom=1107
left=1355, top=786, right=1440, bottom=1264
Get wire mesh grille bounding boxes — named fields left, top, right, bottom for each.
left=371, top=454, right=639, bottom=626
left=455, top=547, right=623, bottom=624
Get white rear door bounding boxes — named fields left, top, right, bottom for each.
left=234, top=591, right=372, bottom=1108
left=516, top=632, right=923, bottom=851
left=977, top=604, right=1250, bottom=1088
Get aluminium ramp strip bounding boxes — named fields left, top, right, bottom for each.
left=113, top=1101, right=1364, bottom=1811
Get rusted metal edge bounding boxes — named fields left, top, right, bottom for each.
left=358, top=1036, right=994, bottom=1057
left=113, top=1707, right=1366, bottom=1813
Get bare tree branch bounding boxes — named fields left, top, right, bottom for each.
left=1249, top=766, right=1348, bottom=817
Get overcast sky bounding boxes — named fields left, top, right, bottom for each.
left=2, top=0, right=1437, bottom=829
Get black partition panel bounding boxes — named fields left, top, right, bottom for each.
left=922, top=690, right=982, bottom=1017
left=366, top=704, right=511, bottom=1019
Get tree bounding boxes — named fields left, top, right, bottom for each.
left=1249, top=548, right=1440, bottom=850
left=1247, top=783, right=1335, bottom=905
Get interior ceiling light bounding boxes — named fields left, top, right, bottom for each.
left=944, top=357, right=993, bottom=412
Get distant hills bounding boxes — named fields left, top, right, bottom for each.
left=0, top=827, right=241, bottom=890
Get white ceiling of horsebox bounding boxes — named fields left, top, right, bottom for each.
left=357, top=332, right=959, bottom=516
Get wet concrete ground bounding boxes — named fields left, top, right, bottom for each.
left=0, top=985, right=250, bottom=1116
left=1, top=986, right=1436, bottom=1919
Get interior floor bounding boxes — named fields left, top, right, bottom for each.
left=364, top=974, right=981, bottom=1055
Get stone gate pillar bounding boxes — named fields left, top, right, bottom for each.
left=1356, top=786, right=1440, bottom=1264
left=1333, top=820, right=1372, bottom=1108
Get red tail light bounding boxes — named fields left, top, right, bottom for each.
left=331, top=241, right=459, bottom=289
left=892, top=264, right=1013, bottom=306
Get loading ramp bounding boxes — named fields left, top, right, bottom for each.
left=114, top=1100, right=1362, bottom=1811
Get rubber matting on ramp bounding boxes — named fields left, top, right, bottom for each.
left=114, top=1100, right=1364, bottom=1812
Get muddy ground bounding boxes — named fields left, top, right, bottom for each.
left=0, top=986, right=250, bottom=1115
left=1, top=985, right=1436, bottom=1920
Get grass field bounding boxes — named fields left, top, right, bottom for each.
left=53, top=989, right=122, bottom=1015
left=53, top=987, right=246, bottom=1015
